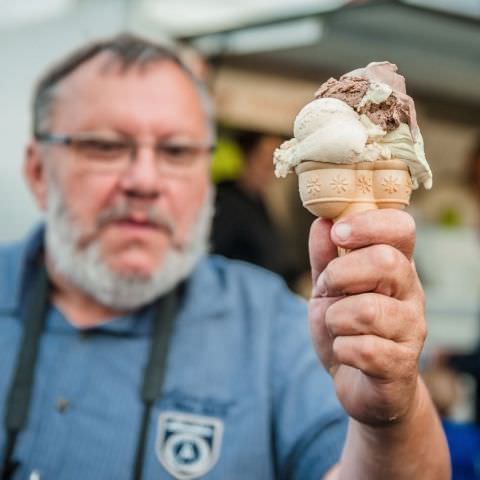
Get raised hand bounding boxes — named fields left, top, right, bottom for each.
left=308, top=209, right=426, bottom=425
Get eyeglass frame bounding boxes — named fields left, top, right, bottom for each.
left=34, top=132, right=216, bottom=173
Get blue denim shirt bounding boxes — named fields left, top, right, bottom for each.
left=0, top=225, right=347, bottom=480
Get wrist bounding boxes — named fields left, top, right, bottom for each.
left=353, top=375, right=425, bottom=442
left=338, top=376, right=449, bottom=480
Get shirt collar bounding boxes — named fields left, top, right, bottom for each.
left=177, top=255, right=228, bottom=322
left=45, top=303, right=158, bottom=337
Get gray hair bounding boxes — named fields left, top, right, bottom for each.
left=45, top=177, right=215, bottom=310
left=32, top=33, right=216, bottom=141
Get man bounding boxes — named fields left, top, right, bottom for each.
left=0, top=34, right=449, bottom=479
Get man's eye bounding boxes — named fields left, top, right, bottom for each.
left=75, top=139, right=128, bottom=157
left=161, top=145, right=195, bottom=162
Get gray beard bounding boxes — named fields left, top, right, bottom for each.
left=45, top=187, right=214, bottom=310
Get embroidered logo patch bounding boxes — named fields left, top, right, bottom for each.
left=156, top=411, right=224, bottom=479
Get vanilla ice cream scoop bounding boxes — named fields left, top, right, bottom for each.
left=274, top=98, right=368, bottom=177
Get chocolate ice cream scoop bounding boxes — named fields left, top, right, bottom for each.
left=315, top=76, right=369, bottom=110
left=316, top=62, right=416, bottom=136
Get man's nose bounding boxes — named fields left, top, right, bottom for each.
left=119, top=146, right=161, bottom=198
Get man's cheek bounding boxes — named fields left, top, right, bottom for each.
left=177, top=183, right=209, bottom=225
left=66, top=175, right=117, bottom=221
left=77, top=203, right=116, bottom=240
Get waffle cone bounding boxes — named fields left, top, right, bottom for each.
left=295, top=159, right=412, bottom=223
left=296, top=159, right=412, bottom=256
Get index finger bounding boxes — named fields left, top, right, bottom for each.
left=330, top=209, right=416, bottom=260
left=309, top=218, right=337, bottom=286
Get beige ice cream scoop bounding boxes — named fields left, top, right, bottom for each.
left=273, top=61, right=431, bottom=224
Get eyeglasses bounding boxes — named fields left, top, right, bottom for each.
left=35, top=132, right=215, bottom=174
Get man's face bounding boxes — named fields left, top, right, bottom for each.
left=38, top=54, right=212, bottom=279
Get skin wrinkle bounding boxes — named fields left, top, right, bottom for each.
left=324, top=293, right=405, bottom=341
left=324, top=246, right=412, bottom=299
left=339, top=295, right=411, bottom=344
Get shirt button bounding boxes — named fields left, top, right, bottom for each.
left=56, top=397, right=70, bottom=413
left=29, top=470, right=41, bottom=480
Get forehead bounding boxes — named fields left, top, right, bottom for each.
left=50, top=52, right=208, bottom=138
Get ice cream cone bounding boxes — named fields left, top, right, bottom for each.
left=296, top=159, right=411, bottom=222
left=296, top=159, right=411, bottom=256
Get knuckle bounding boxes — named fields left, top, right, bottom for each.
left=399, top=344, right=419, bottom=371
left=323, top=260, right=339, bottom=290
left=324, top=306, right=336, bottom=336
left=405, top=298, right=427, bottom=342
left=308, top=300, right=326, bottom=328
left=396, top=302, right=426, bottom=346
left=392, top=210, right=416, bottom=251
left=403, top=212, right=416, bottom=241
left=359, top=336, right=377, bottom=364
left=372, top=244, right=400, bottom=271
left=307, top=298, right=318, bottom=316
left=359, top=295, right=380, bottom=328
left=415, top=318, right=428, bottom=343
left=420, top=325, right=427, bottom=343
left=416, top=283, right=426, bottom=306
left=332, top=337, right=344, bottom=360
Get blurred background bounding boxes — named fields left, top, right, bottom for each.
left=1, top=0, right=480, bottom=451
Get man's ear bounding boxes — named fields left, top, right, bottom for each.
left=24, top=141, right=48, bottom=211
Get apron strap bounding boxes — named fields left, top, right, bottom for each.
left=1, top=262, right=179, bottom=480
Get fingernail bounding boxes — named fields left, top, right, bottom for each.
left=333, top=222, right=351, bottom=241
left=313, top=271, right=328, bottom=297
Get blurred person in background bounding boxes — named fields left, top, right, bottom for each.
left=467, top=137, right=480, bottom=205
left=435, top=137, right=480, bottom=422
left=423, top=364, right=480, bottom=479
left=0, top=33, right=449, bottom=479
left=422, top=136, right=480, bottom=479
left=211, top=131, right=291, bottom=279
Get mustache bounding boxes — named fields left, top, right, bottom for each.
left=96, top=199, right=181, bottom=247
